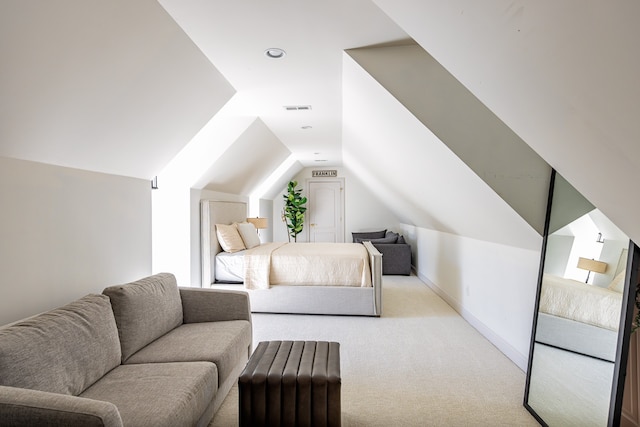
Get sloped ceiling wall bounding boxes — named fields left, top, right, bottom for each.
left=259, top=160, right=305, bottom=201
left=373, top=0, right=640, bottom=244
left=0, top=0, right=234, bottom=179
left=197, top=119, right=291, bottom=195
left=3, top=0, right=637, bottom=249
left=548, top=174, right=595, bottom=235
left=347, top=43, right=550, bottom=235
left=342, top=53, right=541, bottom=250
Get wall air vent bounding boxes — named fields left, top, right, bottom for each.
left=283, top=105, right=312, bottom=111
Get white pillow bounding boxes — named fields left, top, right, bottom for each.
left=236, top=222, right=261, bottom=249
left=216, top=224, right=246, bottom=253
left=608, top=271, right=626, bottom=293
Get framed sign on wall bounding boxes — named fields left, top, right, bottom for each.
left=312, top=170, right=337, bottom=178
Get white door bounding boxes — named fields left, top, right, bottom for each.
left=306, top=179, right=344, bottom=242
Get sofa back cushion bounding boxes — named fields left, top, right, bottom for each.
left=368, top=231, right=399, bottom=244
left=352, top=230, right=386, bottom=243
left=0, top=294, right=121, bottom=395
left=103, top=273, right=183, bottom=362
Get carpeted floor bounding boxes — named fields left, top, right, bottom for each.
left=210, top=275, right=539, bottom=426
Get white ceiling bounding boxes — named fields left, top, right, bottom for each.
left=3, top=0, right=640, bottom=245
left=158, top=0, right=410, bottom=167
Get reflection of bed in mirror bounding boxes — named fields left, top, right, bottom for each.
left=200, top=200, right=382, bottom=316
left=536, top=271, right=625, bottom=361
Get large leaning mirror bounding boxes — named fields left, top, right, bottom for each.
left=524, top=170, right=639, bottom=426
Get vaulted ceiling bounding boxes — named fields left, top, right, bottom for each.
left=1, top=1, right=639, bottom=246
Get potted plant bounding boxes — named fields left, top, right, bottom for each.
left=282, top=180, right=307, bottom=242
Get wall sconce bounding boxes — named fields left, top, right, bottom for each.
left=151, top=176, right=158, bottom=190
left=246, top=217, right=268, bottom=235
left=576, top=257, right=608, bottom=283
left=596, top=232, right=605, bottom=243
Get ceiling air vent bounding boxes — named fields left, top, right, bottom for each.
left=284, top=105, right=312, bottom=111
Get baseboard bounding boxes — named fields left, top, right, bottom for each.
left=416, top=271, right=529, bottom=372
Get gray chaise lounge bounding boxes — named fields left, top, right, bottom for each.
left=352, top=230, right=412, bottom=275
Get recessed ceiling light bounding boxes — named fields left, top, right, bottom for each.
left=264, top=48, right=286, bottom=59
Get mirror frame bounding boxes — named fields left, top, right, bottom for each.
left=523, top=169, right=640, bottom=426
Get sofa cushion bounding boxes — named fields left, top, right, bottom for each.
left=0, top=294, right=121, bottom=396
left=352, top=230, right=386, bottom=243
left=123, top=320, right=252, bottom=388
left=0, top=385, right=123, bottom=427
left=103, top=273, right=183, bottom=362
left=367, top=233, right=398, bottom=244
left=80, top=362, right=217, bottom=427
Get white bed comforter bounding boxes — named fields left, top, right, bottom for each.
left=539, top=274, right=622, bottom=331
left=243, top=242, right=372, bottom=290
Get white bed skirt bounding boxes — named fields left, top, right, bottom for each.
left=535, top=313, right=618, bottom=362
left=210, top=283, right=380, bottom=316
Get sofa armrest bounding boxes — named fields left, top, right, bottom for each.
left=0, top=386, right=123, bottom=427
left=373, top=242, right=411, bottom=253
left=372, top=243, right=413, bottom=275
left=179, top=287, right=251, bottom=323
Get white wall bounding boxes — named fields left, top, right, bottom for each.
left=342, top=47, right=545, bottom=370
left=271, top=167, right=400, bottom=243
left=257, top=199, right=274, bottom=244
left=403, top=224, right=542, bottom=370
left=343, top=168, right=401, bottom=238
left=0, top=0, right=234, bottom=180
left=152, top=184, right=191, bottom=285
left=0, top=156, right=151, bottom=325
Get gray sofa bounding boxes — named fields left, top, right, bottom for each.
left=0, top=273, right=252, bottom=427
left=352, top=230, right=412, bottom=275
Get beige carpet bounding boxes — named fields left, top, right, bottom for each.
left=210, top=275, right=539, bottom=427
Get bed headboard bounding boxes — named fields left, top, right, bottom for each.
left=201, top=200, right=248, bottom=287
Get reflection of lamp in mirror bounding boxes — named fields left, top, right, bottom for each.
left=246, top=217, right=268, bottom=236
left=576, top=257, right=608, bottom=283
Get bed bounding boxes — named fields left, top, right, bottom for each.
left=535, top=272, right=625, bottom=361
left=200, top=200, right=382, bottom=316
left=539, top=274, right=622, bottom=331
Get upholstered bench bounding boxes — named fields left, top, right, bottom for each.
left=239, top=340, right=341, bottom=427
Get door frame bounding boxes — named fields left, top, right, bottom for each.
left=305, top=177, right=345, bottom=243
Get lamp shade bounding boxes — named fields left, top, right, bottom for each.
left=246, top=217, right=268, bottom=229
left=576, top=257, right=608, bottom=273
